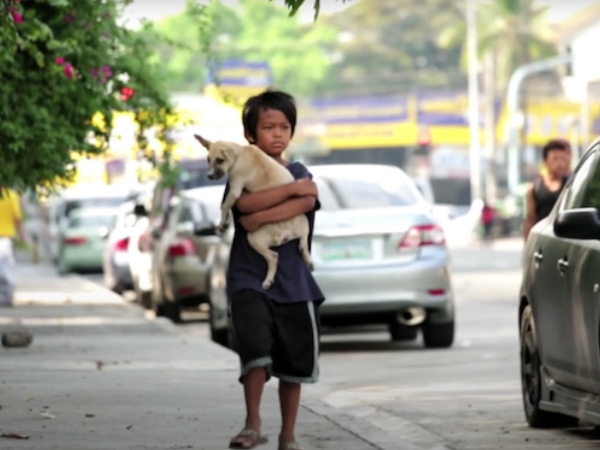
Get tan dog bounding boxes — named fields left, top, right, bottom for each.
left=195, top=135, right=313, bottom=289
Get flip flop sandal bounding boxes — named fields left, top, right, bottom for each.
left=229, top=427, right=268, bottom=449
left=278, top=441, right=303, bottom=450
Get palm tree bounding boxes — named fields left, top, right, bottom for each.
left=438, top=0, right=557, bottom=200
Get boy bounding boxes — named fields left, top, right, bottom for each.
left=225, top=89, right=324, bottom=450
left=523, top=138, right=571, bottom=241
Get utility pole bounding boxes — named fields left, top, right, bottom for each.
left=505, top=54, right=573, bottom=195
left=466, top=0, right=481, bottom=203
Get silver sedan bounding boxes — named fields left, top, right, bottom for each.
left=309, top=164, right=454, bottom=348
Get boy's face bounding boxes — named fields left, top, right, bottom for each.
left=544, top=148, right=570, bottom=178
left=251, top=108, right=292, bottom=158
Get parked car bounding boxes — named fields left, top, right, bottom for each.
left=48, top=185, right=140, bottom=264
left=519, top=138, right=600, bottom=429
left=102, top=200, right=139, bottom=293
left=57, top=207, right=119, bottom=274
left=127, top=185, right=157, bottom=308
left=146, top=185, right=230, bottom=324
left=209, top=164, right=455, bottom=349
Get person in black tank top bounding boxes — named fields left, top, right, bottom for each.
left=524, top=139, right=571, bottom=241
left=532, top=175, right=569, bottom=221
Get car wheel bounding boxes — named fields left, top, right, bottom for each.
left=57, top=254, right=70, bottom=275
left=134, top=283, right=152, bottom=309
left=520, top=304, right=578, bottom=428
left=152, top=278, right=181, bottom=323
left=157, top=301, right=181, bottom=324
left=209, top=306, right=235, bottom=350
left=422, top=320, right=454, bottom=348
left=389, top=322, right=418, bottom=341
left=139, top=290, right=152, bottom=310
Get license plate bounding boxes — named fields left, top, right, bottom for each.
left=320, top=239, right=373, bottom=261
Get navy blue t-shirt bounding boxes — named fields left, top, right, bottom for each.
left=224, top=161, right=324, bottom=304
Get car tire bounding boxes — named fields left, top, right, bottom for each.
left=389, top=322, right=419, bottom=341
left=134, top=283, right=152, bottom=309
left=422, top=320, right=454, bottom=348
left=57, top=254, right=70, bottom=275
left=209, top=308, right=235, bottom=350
left=520, top=305, right=579, bottom=428
left=157, top=300, right=181, bottom=324
left=138, top=290, right=152, bottom=310
left=153, top=278, right=181, bottom=323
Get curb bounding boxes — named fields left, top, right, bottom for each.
left=302, top=398, right=421, bottom=450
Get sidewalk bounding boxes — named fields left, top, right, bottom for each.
left=0, top=260, right=409, bottom=450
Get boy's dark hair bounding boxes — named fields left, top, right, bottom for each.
left=242, top=89, right=297, bottom=143
left=542, top=138, right=570, bottom=160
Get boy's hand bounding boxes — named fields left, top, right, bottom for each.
left=239, top=212, right=263, bottom=232
left=293, top=179, right=318, bottom=198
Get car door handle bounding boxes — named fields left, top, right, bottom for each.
left=557, top=258, right=569, bottom=273
left=533, top=251, right=543, bottom=262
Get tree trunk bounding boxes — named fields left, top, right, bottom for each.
left=483, top=51, right=497, bottom=202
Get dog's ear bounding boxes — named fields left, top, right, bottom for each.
left=194, top=134, right=212, bottom=149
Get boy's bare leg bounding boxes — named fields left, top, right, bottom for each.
left=279, top=381, right=301, bottom=445
left=231, top=367, right=267, bottom=446
left=245, top=367, right=266, bottom=430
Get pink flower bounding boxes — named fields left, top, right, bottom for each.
left=100, top=65, right=112, bottom=77
left=91, top=68, right=98, bottom=78
left=63, top=64, right=75, bottom=79
left=55, top=57, right=65, bottom=65
left=10, top=8, right=23, bottom=24
left=64, top=13, right=75, bottom=23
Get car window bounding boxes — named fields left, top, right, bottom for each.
left=561, top=150, right=599, bottom=210
left=201, top=199, right=221, bottom=223
left=178, top=203, right=194, bottom=224
left=69, top=214, right=115, bottom=229
left=65, top=197, right=127, bottom=217
left=179, top=166, right=226, bottom=190
left=579, top=154, right=600, bottom=209
left=314, top=178, right=340, bottom=211
left=321, top=175, right=419, bottom=210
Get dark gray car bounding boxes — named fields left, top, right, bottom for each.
left=519, top=137, right=600, bottom=429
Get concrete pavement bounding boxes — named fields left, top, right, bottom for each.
left=0, top=259, right=410, bottom=450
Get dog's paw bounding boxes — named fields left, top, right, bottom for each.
left=216, top=222, right=229, bottom=235
left=262, top=279, right=273, bottom=290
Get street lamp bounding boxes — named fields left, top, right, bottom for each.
left=466, top=0, right=481, bottom=203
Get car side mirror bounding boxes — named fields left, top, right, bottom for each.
left=193, top=221, right=218, bottom=237
left=133, top=204, right=147, bottom=217
left=98, top=226, right=110, bottom=240
left=554, top=208, right=600, bottom=240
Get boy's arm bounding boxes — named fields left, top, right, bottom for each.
left=239, top=196, right=317, bottom=232
left=235, top=179, right=317, bottom=214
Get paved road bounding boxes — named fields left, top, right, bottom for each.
left=81, top=242, right=600, bottom=449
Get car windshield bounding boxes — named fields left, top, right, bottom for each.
left=317, top=173, right=420, bottom=210
left=69, top=214, right=116, bottom=229
left=178, top=166, right=226, bottom=190
left=201, top=198, right=222, bottom=223
left=65, top=197, right=128, bottom=217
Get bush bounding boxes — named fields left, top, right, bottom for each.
left=0, top=0, right=173, bottom=190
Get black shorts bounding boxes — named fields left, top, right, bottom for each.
left=229, top=289, right=321, bottom=384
